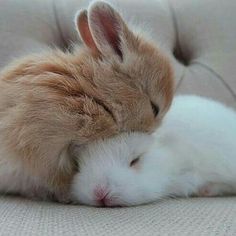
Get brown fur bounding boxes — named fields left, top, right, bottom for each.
left=0, top=1, right=174, bottom=201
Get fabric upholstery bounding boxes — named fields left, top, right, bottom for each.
left=0, top=0, right=235, bottom=235
left=0, top=196, right=236, bottom=236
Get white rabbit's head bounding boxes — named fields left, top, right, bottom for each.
left=71, top=132, right=167, bottom=207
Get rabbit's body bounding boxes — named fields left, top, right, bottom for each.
left=0, top=156, right=49, bottom=200
left=0, top=2, right=173, bottom=201
left=72, top=95, right=236, bottom=206
left=151, top=95, right=236, bottom=198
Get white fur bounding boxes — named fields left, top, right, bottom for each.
left=71, top=95, right=236, bottom=206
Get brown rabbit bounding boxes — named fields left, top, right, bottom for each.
left=0, top=1, right=173, bottom=202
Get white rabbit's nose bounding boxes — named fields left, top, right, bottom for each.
left=94, top=185, right=109, bottom=205
left=94, top=185, right=120, bottom=207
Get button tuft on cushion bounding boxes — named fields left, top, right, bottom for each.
left=173, top=46, right=190, bottom=66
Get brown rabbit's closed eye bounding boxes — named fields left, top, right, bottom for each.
left=151, top=102, right=160, bottom=117
left=0, top=1, right=174, bottom=202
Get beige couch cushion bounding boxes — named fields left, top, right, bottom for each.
left=0, top=0, right=235, bottom=235
left=1, top=196, right=236, bottom=236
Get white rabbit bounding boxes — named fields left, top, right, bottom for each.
left=71, top=95, right=236, bottom=207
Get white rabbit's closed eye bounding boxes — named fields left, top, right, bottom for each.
left=129, top=156, right=141, bottom=167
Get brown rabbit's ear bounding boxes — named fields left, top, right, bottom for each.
left=75, top=10, right=100, bottom=54
left=76, top=1, right=133, bottom=59
left=87, top=1, right=125, bottom=59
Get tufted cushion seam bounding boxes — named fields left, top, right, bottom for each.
left=191, top=60, right=236, bottom=102
left=167, top=0, right=188, bottom=66
left=175, top=66, right=187, bottom=92
left=52, top=0, right=68, bottom=50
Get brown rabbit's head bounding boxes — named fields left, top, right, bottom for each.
left=74, top=1, right=174, bottom=133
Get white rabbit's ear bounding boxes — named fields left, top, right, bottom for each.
left=75, top=10, right=100, bottom=54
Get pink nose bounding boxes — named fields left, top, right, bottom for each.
left=99, top=196, right=109, bottom=206
left=94, top=186, right=110, bottom=206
